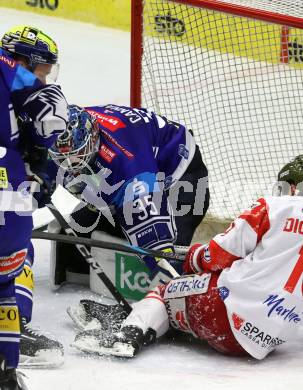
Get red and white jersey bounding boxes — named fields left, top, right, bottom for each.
left=204, top=196, right=303, bottom=359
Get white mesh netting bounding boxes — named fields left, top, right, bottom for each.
left=214, top=0, right=303, bottom=18
left=138, top=0, right=303, bottom=220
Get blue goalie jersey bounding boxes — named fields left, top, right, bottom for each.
left=65, top=104, right=197, bottom=252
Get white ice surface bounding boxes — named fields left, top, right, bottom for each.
left=1, top=7, right=303, bottom=390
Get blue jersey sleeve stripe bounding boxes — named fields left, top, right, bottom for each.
left=11, top=65, right=37, bottom=91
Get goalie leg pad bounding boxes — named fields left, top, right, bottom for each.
left=48, top=219, right=90, bottom=290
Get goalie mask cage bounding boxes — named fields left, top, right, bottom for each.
left=131, top=0, right=303, bottom=221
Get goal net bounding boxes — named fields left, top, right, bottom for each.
left=131, top=0, right=303, bottom=223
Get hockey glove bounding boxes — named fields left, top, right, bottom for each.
left=25, top=163, right=52, bottom=208
left=183, top=243, right=209, bottom=274
left=19, top=120, right=49, bottom=170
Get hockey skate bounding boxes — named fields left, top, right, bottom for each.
left=71, top=325, right=144, bottom=358
left=0, top=368, right=28, bottom=390
left=19, top=319, right=64, bottom=368
left=0, top=355, right=28, bottom=390
left=66, top=299, right=128, bottom=332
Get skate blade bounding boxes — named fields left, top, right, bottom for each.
left=19, top=349, right=64, bottom=368
left=66, top=305, right=87, bottom=330
left=71, top=339, right=135, bottom=358
left=67, top=305, right=102, bottom=332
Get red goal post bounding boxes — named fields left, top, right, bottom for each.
left=131, top=0, right=303, bottom=224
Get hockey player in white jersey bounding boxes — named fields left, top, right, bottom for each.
left=71, top=155, right=303, bottom=359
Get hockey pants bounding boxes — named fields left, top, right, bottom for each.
left=123, top=272, right=247, bottom=356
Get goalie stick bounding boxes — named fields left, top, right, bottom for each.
left=40, top=204, right=181, bottom=312
left=33, top=222, right=49, bottom=232
left=45, top=203, right=132, bottom=314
